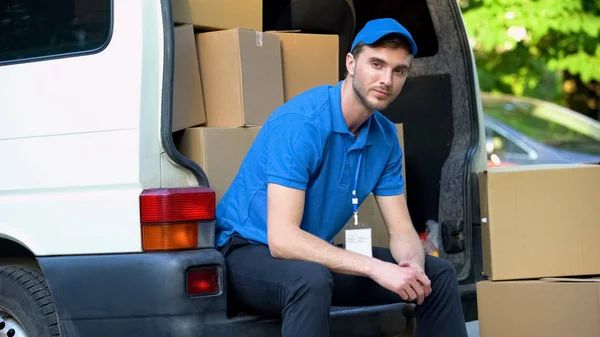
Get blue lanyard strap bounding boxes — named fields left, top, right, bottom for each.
left=352, top=151, right=363, bottom=215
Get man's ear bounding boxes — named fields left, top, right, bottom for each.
left=345, top=52, right=356, bottom=77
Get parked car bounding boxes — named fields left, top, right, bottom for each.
left=481, top=92, right=600, bottom=167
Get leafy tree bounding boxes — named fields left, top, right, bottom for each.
left=460, top=0, right=600, bottom=120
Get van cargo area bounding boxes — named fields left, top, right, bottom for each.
left=164, top=0, right=484, bottom=334
left=0, top=0, right=486, bottom=337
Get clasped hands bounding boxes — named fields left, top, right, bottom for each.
left=369, top=259, right=432, bottom=305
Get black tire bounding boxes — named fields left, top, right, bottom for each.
left=0, top=266, right=61, bottom=337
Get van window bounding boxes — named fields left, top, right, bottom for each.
left=0, top=0, right=112, bottom=64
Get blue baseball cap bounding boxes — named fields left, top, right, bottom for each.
left=351, top=18, right=418, bottom=55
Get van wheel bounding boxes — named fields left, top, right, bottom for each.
left=0, top=266, right=60, bottom=337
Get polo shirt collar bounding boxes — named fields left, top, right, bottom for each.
left=330, top=81, right=373, bottom=149
left=330, top=81, right=351, bottom=134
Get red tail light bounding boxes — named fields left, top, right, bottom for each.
left=140, top=187, right=216, bottom=251
left=140, top=187, right=215, bottom=223
left=187, top=267, right=220, bottom=295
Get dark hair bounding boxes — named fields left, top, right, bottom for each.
left=352, top=33, right=412, bottom=58
left=344, top=33, right=413, bottom=77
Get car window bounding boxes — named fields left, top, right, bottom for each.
left=484, top=102, right=600, bottom=156
left=0, top=0, right=112, bottom=64
left=485, top=126, right=532, bottom=165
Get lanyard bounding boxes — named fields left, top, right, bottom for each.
left=352, top=151, right=363, bottom=226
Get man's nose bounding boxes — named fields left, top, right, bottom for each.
left=379, top=68, right=393, bottom=87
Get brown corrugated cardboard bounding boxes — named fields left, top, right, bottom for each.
left=479, top=163, right=600, bottom=281
left=477, top=278, right=600, bottom=337
left=178, top=126, right=261, bottom=203
left=172, top=24, right=206, bottom=132
left=268, top=32, right=339, bottom=102
left=195, top=29, right=284, bottom=127
left=172, top=0, right=262, bottom=31
left=334, top=124, right=406, bottom=248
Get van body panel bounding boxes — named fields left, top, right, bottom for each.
left=0, top=185, right=143, bottom=256
left=0, top=0, right=177, bottom=255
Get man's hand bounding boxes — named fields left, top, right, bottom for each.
left=369, top=260, right=431, bottom=305
left=398, top=260, right=432, bottom=298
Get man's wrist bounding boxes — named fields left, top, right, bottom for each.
left=362, top=257, right=381, bottom=278
left=399, top=259, right=424, bottom=272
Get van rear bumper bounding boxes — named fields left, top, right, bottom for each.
left=38, top=249, right=229, bottom=337
left=38, top=249, right=415, bottom=337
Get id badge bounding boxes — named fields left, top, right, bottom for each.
left=345, top=220, right=372, bottom=257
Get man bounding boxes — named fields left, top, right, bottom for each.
left=215, top=18, right=468, bottom=337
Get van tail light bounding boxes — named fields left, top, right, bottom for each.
left=142, top=223, right=198, bottom=251
left=187, top=267, right=220, bottom=295
left=140, top=187, right=216, bottom=252
left=140, top=187, right=215, bottom=223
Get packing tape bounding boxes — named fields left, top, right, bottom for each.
left=256, top=32, right=263, bottom=47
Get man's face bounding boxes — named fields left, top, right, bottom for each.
left=349, top=45, right=412, bottom=112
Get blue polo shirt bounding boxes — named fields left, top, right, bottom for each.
left=215, top=81, right=405, bottom=248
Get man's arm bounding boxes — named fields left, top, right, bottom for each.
left=370, top=129, right=424, bottom=269
left=267, top=183, right=375, bottom=277
left=375, top=193, right=425, bottom=271
left=268, top=183, right=431, bottom=303
left=375, top=193, right=431, bottom=301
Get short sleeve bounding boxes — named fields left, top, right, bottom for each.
left=373, top=135, right=405, bottom=196
left=265, top=114, right=322, bottom=190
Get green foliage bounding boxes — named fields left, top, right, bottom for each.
left=461, top=0, right=600, bottom=104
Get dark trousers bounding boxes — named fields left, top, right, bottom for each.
left=224, top=241, right=468, bottom=337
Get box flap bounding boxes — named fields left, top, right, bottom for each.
left=484, top=162, right=598, bottom=174
left=540, top=277, right=600, bottom=283
left=265, top=30, right=302, bottom=33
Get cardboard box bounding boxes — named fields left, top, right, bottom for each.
left=172, top=0, right=262, bottom=31
left=178, top=126, right=261, bottom=203
left=195, top=29, right=284, bottom=127
left=477, top=278, right=600, bottom=337
left=479, top=163, right=600, bottom=281
left=268, top=32, right=339, bottom=102
left=334, top=124, right=406, bottom=248
left=172, top=24, right=206, bottom=131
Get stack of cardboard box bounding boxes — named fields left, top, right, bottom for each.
left=476, top=163, right=600, bottom=337
left=170, top=0, right=340, bottom=203
left=169, top=0, right=406, bottom=247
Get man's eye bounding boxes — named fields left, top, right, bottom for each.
left=372, top=62, right=380, bottom=68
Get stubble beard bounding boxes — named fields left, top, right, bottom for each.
left=352, top=75, right=392, bottom=112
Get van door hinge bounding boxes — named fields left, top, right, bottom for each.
left=441, top=219, right=464, bottom=253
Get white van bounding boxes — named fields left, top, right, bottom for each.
left=0, top=1, right=487, bottom=336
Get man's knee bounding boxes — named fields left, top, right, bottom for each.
left=425, top=255, right=458, bottom=284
